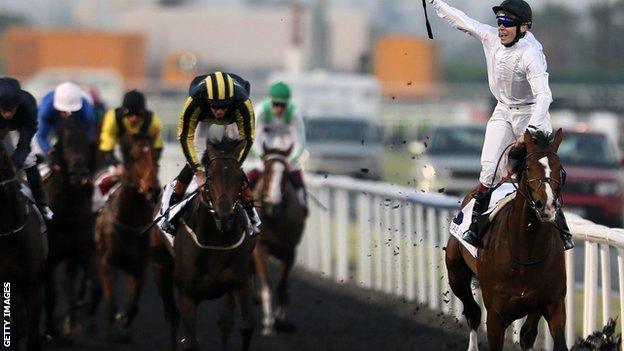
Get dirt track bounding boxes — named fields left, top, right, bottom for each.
left=46, top=266, right=472, bottom=351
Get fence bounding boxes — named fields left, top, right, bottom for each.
left=296, top=174, right=624, bottom=350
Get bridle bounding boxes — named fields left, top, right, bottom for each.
left=511, top=150, right=566, bottom=217
left=0, top=176, right=27, bottom=236
left=198, top=154, right=243, bottom=224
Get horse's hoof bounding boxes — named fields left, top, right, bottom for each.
left=44, top=333, right=74, bottom=348
left=261, top=326, right=275, bottom=336
left=274, top=319, right=297, bottom=334
left=180, top=337, right=199, bottom=351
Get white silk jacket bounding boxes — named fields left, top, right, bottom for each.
left=431, top=0, right=553, bottom=132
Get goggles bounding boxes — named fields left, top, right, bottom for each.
left=271, top=102, right=287, bottom=108
left=497, top=15, right=520, bottom=28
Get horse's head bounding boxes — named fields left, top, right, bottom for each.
left=517, top=128, right=565, bottom=222
left=58, top=115, right=92, bottom=187
left=260, top=143, right=293, bottom=217
left=201, top=138, right=246, bottom=231
left=0, top=142, right=15, bottom=180
left=121, top=133, right=160, bottom=205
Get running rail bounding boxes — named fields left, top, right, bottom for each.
left=297, top=174, right=624, bottom=350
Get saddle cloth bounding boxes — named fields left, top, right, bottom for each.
left=92, top=167, right=121, bottom=213
left=155, top=178, right=199, bottom=247
left=448, top=182, right=516, bottom=257
left=19, top=183, right=47, bottom=236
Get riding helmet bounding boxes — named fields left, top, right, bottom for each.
left=53, top=82, right=83, bottom=112
left=122, top=89, right=146, bottom=115
left=493, top=0, right=532, bottom=27
left=0, top=77, right=22, bottom=110
left=269, top=81, right=291, bottom=104
left=203, top=71, right=235, bottom=108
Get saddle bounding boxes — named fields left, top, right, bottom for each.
left=448, top=182, right=516, bottom=257
left=92, top=167, right=121, bottom=213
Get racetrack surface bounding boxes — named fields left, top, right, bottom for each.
left=48, top=266, right=473, bottom=351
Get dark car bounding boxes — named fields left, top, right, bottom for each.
left=559, top=130, right=624, bottom=227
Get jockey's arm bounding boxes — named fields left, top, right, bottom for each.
left=525, top=49, right=554, bottom=134
left=290, top=109, right=306, bottom=164
left=251, top=104, right=266, bottom=158
left=149, top=114, right=164, bottom=165
left=430, top=0, right=497, bottom=41
left=36, top=93, right=55, bottom=155
left=177, top=96, right=203, bottom=172
left=13, top=93, right=37, bottom=169
left=98, top=110, right=121, bottom=166
left=234, top=99, right=256, bottom=164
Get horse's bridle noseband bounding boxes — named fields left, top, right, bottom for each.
left=513, top=151, right=566, bottom=215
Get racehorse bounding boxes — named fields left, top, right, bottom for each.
left=0, top=141, right=46, bottom=351
left=151, top=138, right=257, bottom=351
left=43, top=114, right=98, bottom=341
left=94, top=133, right=160, bottom=340
left=251, top=145, right=306, bottom=335
left=445, top=129, right=568, bottom=351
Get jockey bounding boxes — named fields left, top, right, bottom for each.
left=248, top=81, right=308, bottom=210
left=160, top=71, right=259, bottom=235
left=0, top=77, right=53, bottom=220
left=429, top=0, right=574, bottom=250
left=36, top=81, right=97, bottom=166
left=98, top=89, right=163, bottom=171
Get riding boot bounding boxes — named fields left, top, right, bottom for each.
left=160, top=180, right=188, bottom=235
left=462, top=188, right=492, bottom=248
left=25, top=165, right=54, bottom=221
left=554, top=208, right=575, bottom=250
left=241, top=184, right=261, bottom=234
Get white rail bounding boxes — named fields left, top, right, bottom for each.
left=297, top=174, right=624, bottom=350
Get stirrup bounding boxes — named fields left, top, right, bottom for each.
left=161, top=218, right=178, bottom=235
left=38, top=205, right=54, bottom=221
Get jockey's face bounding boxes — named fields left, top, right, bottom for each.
left=59, top=111, right=72, bottom=118
left=0, top=108, right=17, bottom=120
left=497, top=12, right=527, bottom=46
left=125, top=113, right=142, bottom=127
left=271, top=102, right=286, bottom=117
left=210, top=106, right=228, bottom=119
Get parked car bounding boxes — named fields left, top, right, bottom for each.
left=413, top=124, right=485, bottom=196
left=303, top=115, right=382, bottom=179
left=558, top=130, right=624, bottom=227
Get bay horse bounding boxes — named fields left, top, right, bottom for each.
left=94, top=133, right=160, bottom=340
left=151, top=138, right=257, bottom=351
left=445, top=129, right=568, bottom=351
left=0, top=141, right=46, bottom=351
left=43, top=114, right=97, bottom=342
left=251, top=145, right=306, bottom=335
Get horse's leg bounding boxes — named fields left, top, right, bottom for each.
left=544, top=299, right=568, bottom=351
left=179, top=294, right=199, bottom=351
left=25, top=284, right=43, bottom=351
left=120, top=270, right=145, bottom=330
left=445, top=237, right=481, bottom=350
left=218, top=293, right=235, bottom=351
left=62, top=262, right=79, bottom=334
left=252, top=244, right=274, bottom=335
left=86, top=255, right=103, bottom=317
left=44, top=260, right=60, bottom=338
left=98, top=258, right=117, bottom=339
left=486, top=312, right=507, bottom=351
left=520, top=312, right=541, bottom=351
left=152, top=249, right=178, bottom=351
left=275, top=252, right=296, bottom=333
left=233, top=281, right=255, bottom=351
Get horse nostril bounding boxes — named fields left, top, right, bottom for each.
left=534, top=200, right=544, bottom=210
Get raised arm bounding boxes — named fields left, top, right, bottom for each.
left=524, top=49, right=553, bottom=133
left=430, top=0, right=496, bottom=41
left=289, top=108, right=306, bottom=163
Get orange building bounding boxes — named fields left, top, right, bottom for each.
left=373, top=35, right=439, bottom=100
left=3, top=27, right=145, bottom=85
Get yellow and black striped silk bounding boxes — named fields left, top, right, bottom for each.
left=177, top=96, right=255, bottom=172
left=204, top=72, right=235, bottom=101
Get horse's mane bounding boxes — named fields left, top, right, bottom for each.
left=201, top=138, right=240, bottom=168
left=508, top=130, right=556, bottom=176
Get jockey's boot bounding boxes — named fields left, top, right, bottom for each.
left=554, top=208, right=575, bottom=250
left=25, top=165, right=53, bottom=221
left=241, top=181, right=261, bottom=234
left=462, top=188, right=492, bottom=248
left=160, top=180, right=188, bottom=235
left=290, top=170, right=308, bottom=214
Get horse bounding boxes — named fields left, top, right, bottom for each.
left=94, top=133, right=160, bottom=340
left=0, top=140, right=46, bottom=351
left=43, top=114, right=98, bottom=342
left=151, top=138, right=257, bottom=351
left=445, top=129, right=568, bottom=351
left=251, top=144, right=307, bottom=335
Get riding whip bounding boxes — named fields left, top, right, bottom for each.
left=422, top=0, right=434, bottom=39
left=139, top=188, right=200, bottom=235
left=307, top=191, right=329, bottom=212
